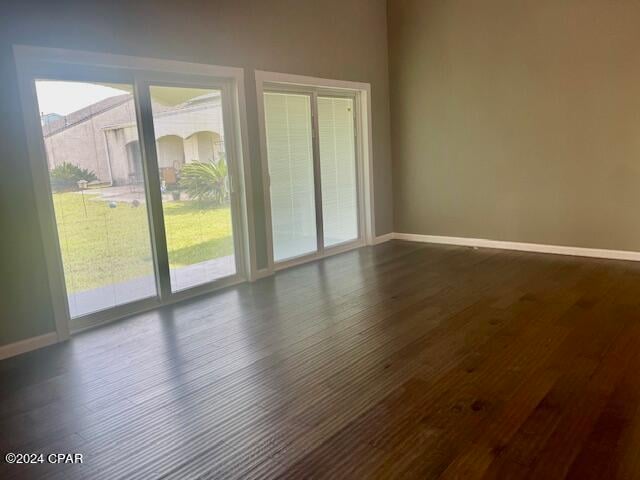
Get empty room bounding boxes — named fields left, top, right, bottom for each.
left=2, top=0, right=640, bottom=478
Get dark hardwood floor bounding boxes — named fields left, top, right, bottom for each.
left=2, top=240, right=640, bottom=479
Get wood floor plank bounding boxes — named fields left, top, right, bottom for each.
left=2, top=241, right=640, bottom=479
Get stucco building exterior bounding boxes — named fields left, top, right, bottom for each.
left=41, top=91, right=225, bottom=186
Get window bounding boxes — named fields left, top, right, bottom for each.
left=16, top=47, right=250, bottom=334
left=148, top=85, right=238, bottom=292
left=318, top=96, right=359, bottom=247
left=35, top=80, right=156, bottom=318
left=258, top=72, right=371, bottom=269
left=264, top=92, right=317, bottom=262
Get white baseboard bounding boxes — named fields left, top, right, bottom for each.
left=3, top=234, right=633, bottom=361
left=252, top=268, right=272, bottom=281
left=374, top=233, right=395, bottom=245
left=392, top=233, right=640, bottom=262
left=0, top=332, right=59, bottom=361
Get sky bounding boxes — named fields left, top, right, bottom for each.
left=35, top=81, right=131, bottom=116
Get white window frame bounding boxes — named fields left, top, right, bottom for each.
left=14, top=45, right=257, bottom=338
left=255, top=70, right=376, bottom=274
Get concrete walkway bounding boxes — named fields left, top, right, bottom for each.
left=68, top=255, right=236, bottom=318
left=73, top=185, right=187, bottom=204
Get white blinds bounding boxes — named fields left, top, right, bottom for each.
left=264, top=92, right=317, bottom=262
left=318, top=97, right=358, bottom=247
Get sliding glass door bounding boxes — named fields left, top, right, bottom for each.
left=27, top=67, right=245, bottom=330
left=318, top=96, right=359, bottom=247
left=264, top=92, right=318, bottom=262
left=263, top=89, right=361, bottom=265
left=34, top=79, right=157, bottom=318
left=148, top=85, right=239, bottom=292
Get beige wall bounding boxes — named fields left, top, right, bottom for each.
left=0, top=0, right=393, bottom=345
left=388, top=0, right=640, bottom=251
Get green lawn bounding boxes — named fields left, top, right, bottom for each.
left=52, top=192, right=233, bottom=293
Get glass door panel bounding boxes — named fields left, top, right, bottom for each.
left=34, top=80, right=157, bottom=318
left=318, top=96, right=359, bottom=247
left=264, top=92, right=317, bottom=262
left=148, top=85, right=237, bottom=292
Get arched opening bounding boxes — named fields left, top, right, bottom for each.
left=156, top=135, right=185, bottom=187
left=156, top=135, right=185, bottom=169
left=184, top=131, right=223, bottom=164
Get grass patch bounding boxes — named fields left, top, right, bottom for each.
left=53, top=192, right=233, bottom=293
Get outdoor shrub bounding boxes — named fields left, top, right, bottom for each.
left=179, top=157, right=229, bottom=205
left=50, top=162, right=98, bottom=192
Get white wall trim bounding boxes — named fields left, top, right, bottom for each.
left=374, top=233, right=394, bottom=245
left=0, top=333, right=59, bottom=361
left=8, top=232, right=637, bottom=361
left=252, top=268, right=272, bottom=281
left=254, top=70, right=371, bottom=93
left=392, top=233, right=640, bottom=262
left=13, top=45, right=245, bottom=79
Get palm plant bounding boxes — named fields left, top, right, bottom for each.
left=50, top=162, right=98, bottom=192
left=179, top=157, right=229, bottom=205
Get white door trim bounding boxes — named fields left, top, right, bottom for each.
left=13, top=45, right=245, bottom=79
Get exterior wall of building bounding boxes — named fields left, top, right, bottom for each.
left=104, top=128, right=140, bottom=185
left=184, top=131, right=222, bottom=164
left=43, top=98, right=137, bottom=183
left=152, top=96, right=224, bottom=139
left=44, top=97, right=225, bottom=185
